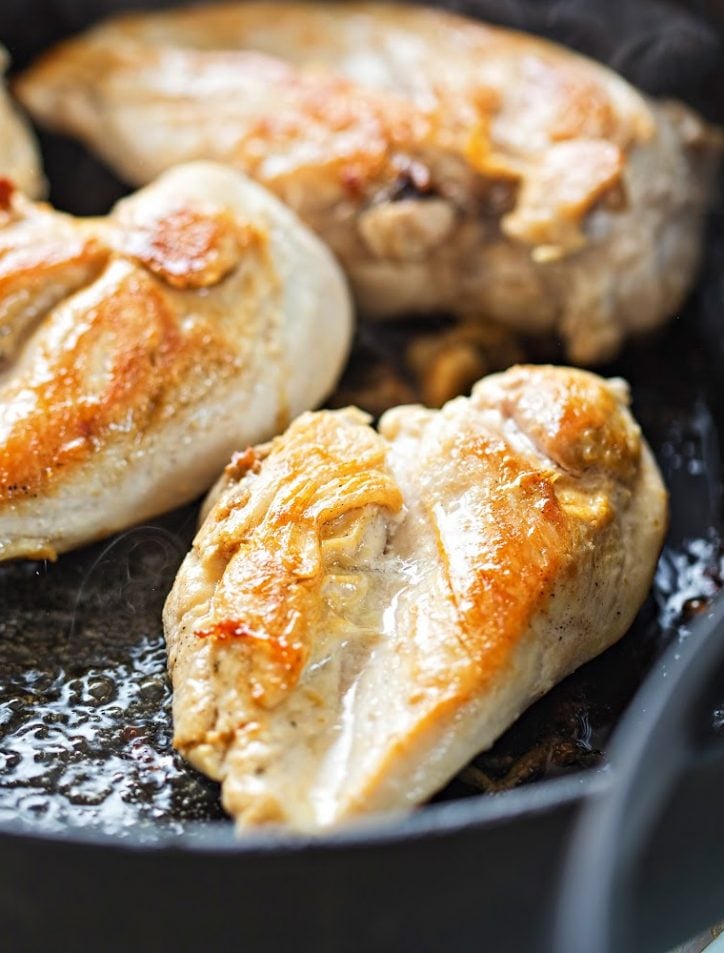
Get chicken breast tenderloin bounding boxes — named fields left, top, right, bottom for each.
left=163, top=365, right=667, bottom=831
left=0, top=46, right=44, bottom=197
left=15, top=2, right=721, bottom=363
left=0, top=162, right=352, bottom=561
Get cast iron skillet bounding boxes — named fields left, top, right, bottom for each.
left=556, top=563, right=724, bottom=953
left=0, top=2, right=723, bottom=951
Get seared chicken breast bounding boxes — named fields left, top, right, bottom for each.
left=15, top=2, right=721, bottom=363
left=0, top=162, right=351, bottom=561
left=163, top=365, right=667, bottom=831
left=0, top=46, right=43, bottom=197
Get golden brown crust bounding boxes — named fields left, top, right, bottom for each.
left=0, top=265, right=236, bottom=501
left=0, top=190, right=109, bottom=362
left=190, top=410, right=403, bottom=708
left=164, top=365, right=666, bottom=829
left=0, top=234, right=105, bottom=294
left=486, top=365, right=641, bottom=480
left=15, top=1, right=663, bottom=237
left=0, top=186, right=252, bottom=499
left=0, top=162, right=353, bottom=563
left=0, top=162, right=345, bottom=524
left=113, top=206, right=265, bottom=289
left=426, top=431, right=567, bottom=688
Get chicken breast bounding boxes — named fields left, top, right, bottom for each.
left=15, top=2, right=721, bottom=363
left=0, top=162, right=352, bottom=561
left=163, top=365, right=667, bottom=831
left=0, top=46, right=44, bottom=197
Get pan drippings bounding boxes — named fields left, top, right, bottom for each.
left=0, top=524, right=226, bottom=836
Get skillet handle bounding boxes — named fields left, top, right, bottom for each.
left=554, top=597, right=724, bottom=953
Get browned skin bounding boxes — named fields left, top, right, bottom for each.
left=164, top=366, right=667, bottom=831
left=186, top=413, right=403, bottom=709
left=0, top=162, right=352, bottom=561
left=0, top=267, right=235, bottom=502
left=0, top=184, right=108, bottom=362
left=16, top=2, right=722, bottom=362
left=116, top=205, right=261, bottom=288
left=0, top=191, right=252, bottom=506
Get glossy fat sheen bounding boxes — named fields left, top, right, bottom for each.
left=15, top=1, right=722, bottom=363
left=163, top=365, right=668, bottom=831
left=0, top=162, right=352, bottom=561
left=0, top=47, right=44, bottom=197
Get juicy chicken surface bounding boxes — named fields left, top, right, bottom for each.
left=0, top=46, right=43, bottom=197
left=163, top=365, right=667, bottom=831
left=15, top=1, right=722, bottom=363
left=0, top=162, right=352, bottom=561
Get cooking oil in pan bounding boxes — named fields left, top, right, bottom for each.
left=0, top=523, right=225, bottom=837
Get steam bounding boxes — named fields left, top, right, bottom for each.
left=68, top=524, right=189, bottom=643
left=443, top=0, right=722, bottom=111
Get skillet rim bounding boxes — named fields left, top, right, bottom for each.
left=0, top=764, right=607, bottom=854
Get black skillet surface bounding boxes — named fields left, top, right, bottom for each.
left=557, top=554, right=724, bottom=953
left=0, top=1, right=723, bottom=951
